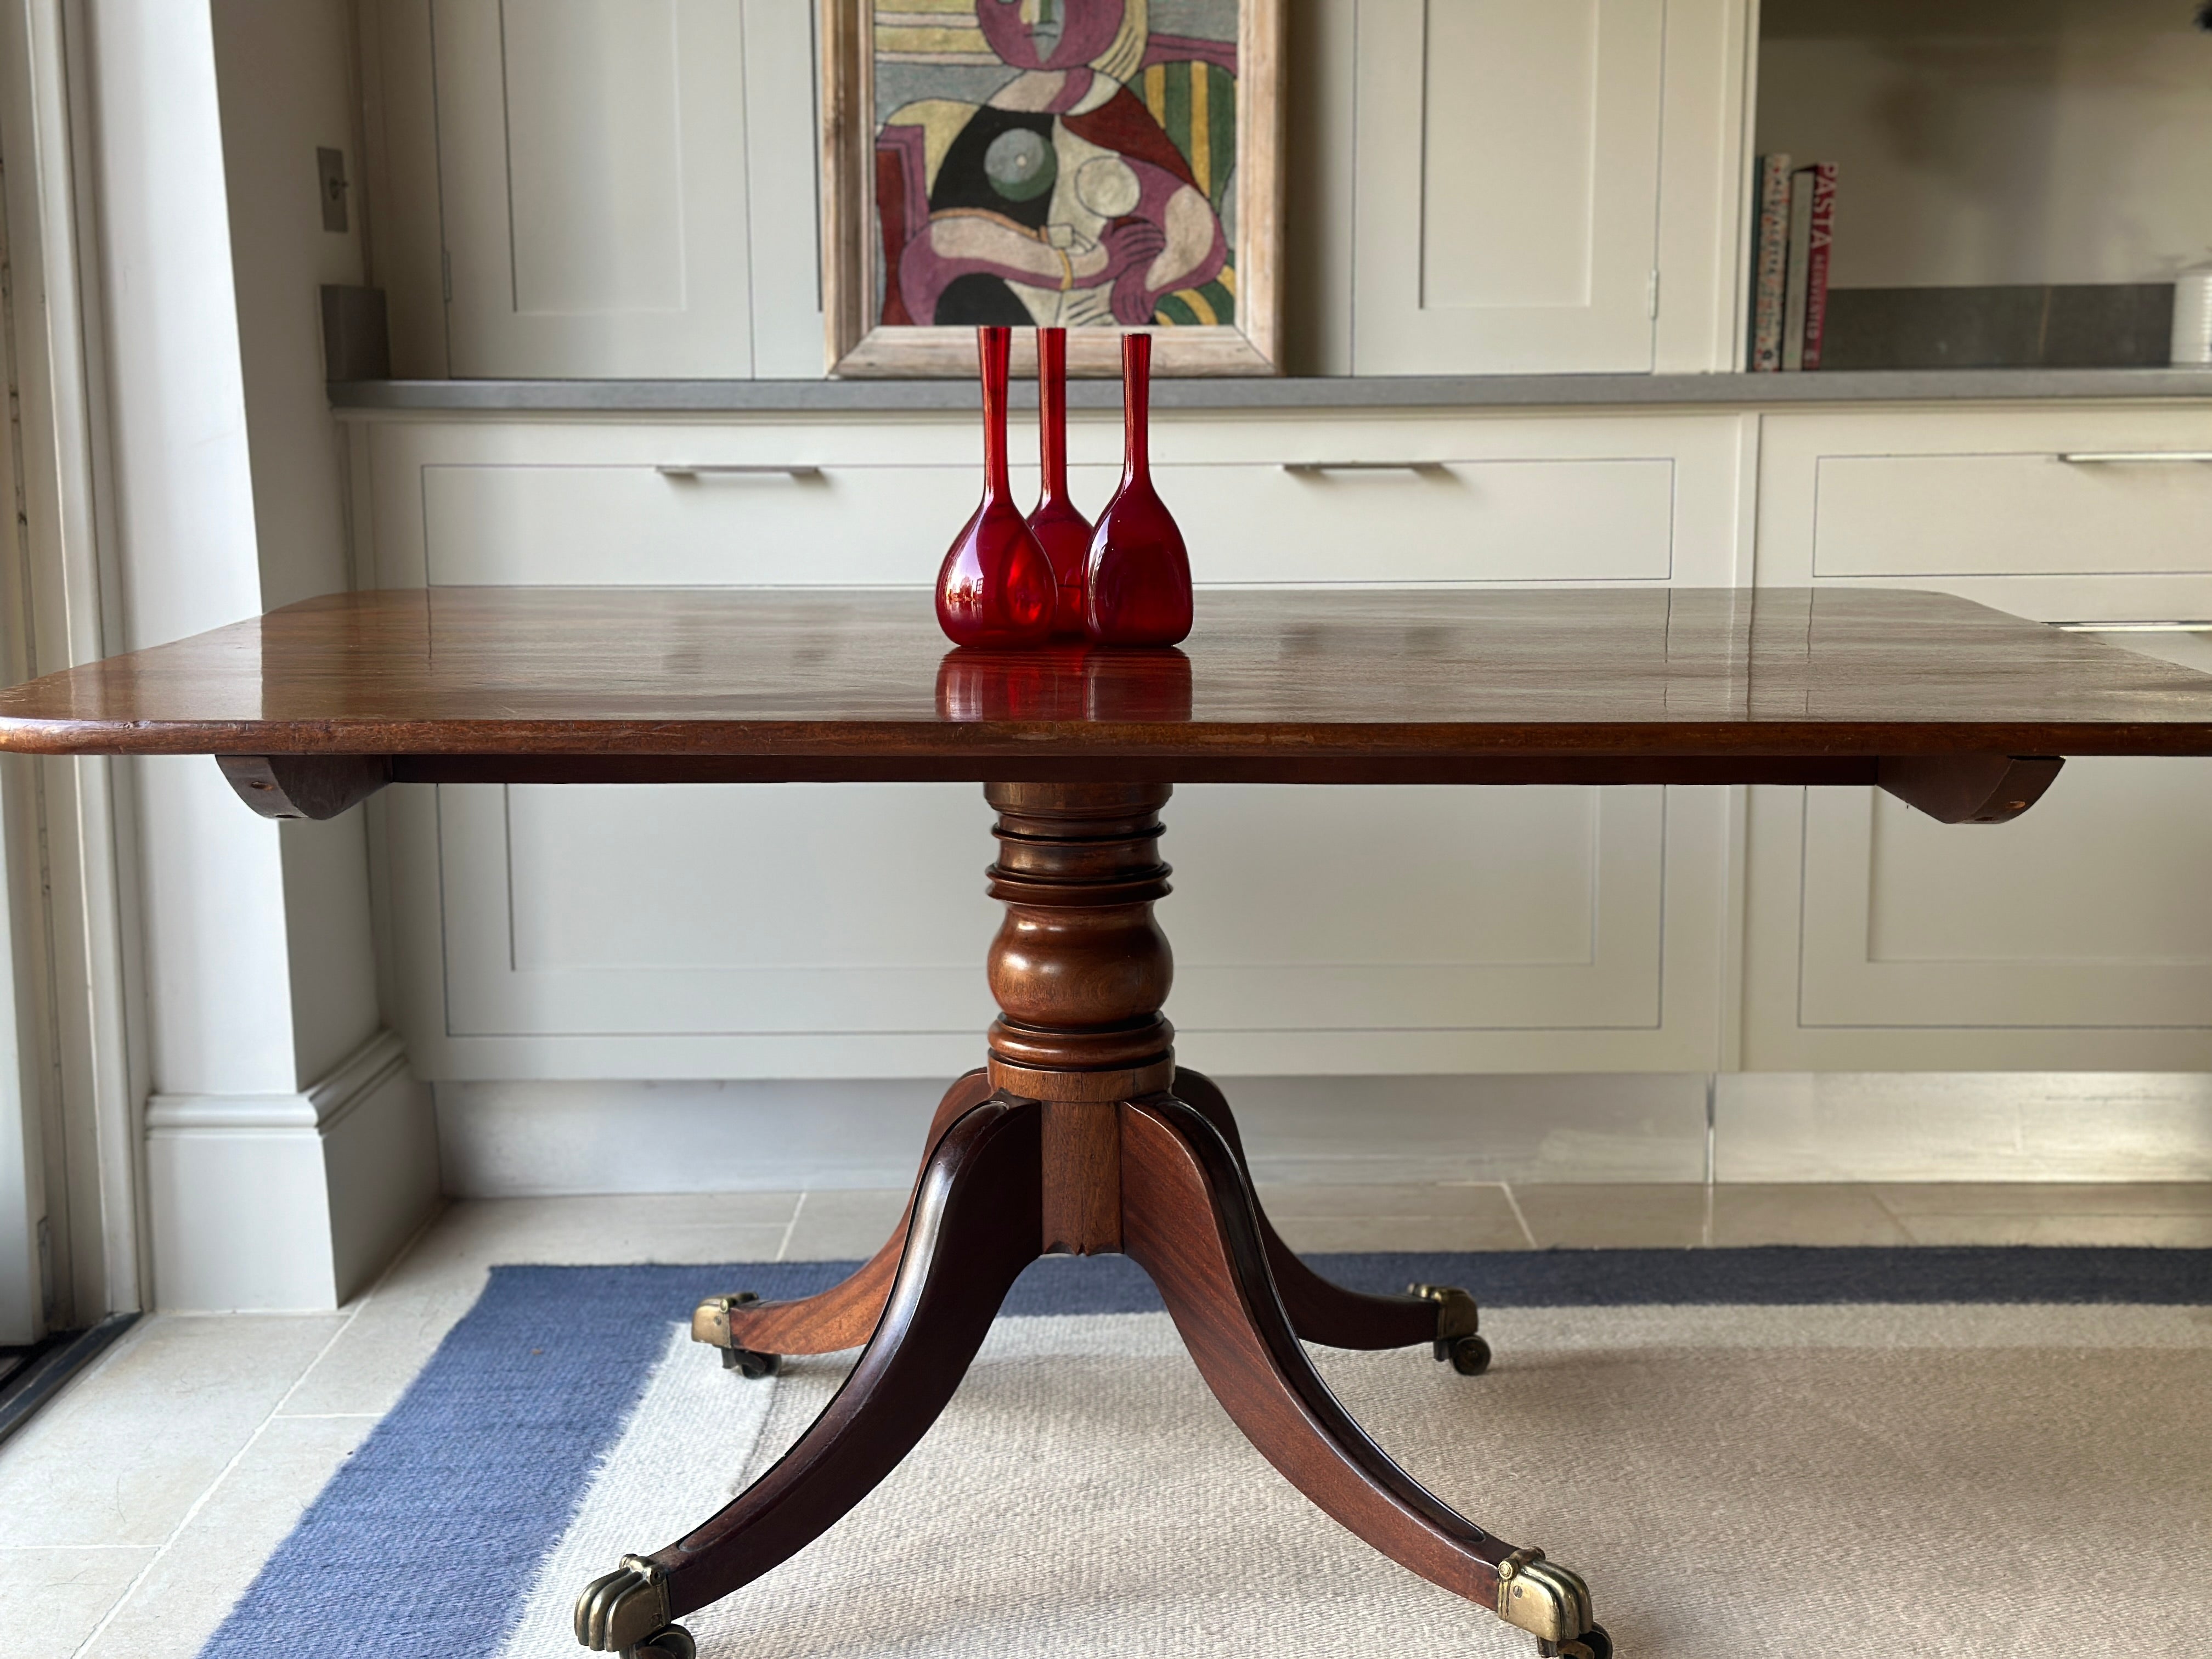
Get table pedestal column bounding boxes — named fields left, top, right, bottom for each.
left=574, top=785, right=1609, bottom=1659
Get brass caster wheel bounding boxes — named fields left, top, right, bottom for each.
left=695, top=1292, right=782, bottom=1379
left=625, top=1625, right=697, bottom=1659
left=1409, top=1283, right=1488, bottom=1375
left=1442, top=1333, right=1492, bottom=1376
left=721, top=1344, right=781, bottom=1380
left=1538, top=1625, right=1612, bottom=1659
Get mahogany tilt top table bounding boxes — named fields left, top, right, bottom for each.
left=8, top=585, right=2212, bottom=1659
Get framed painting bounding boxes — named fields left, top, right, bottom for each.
left=820, top=0, right=1284, bottom=376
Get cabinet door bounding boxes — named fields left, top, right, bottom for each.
left=1743, top=629, right=2212, bottom=1073
left=397, top=780, right=1725, bottom=1080
left=1351, top=0, right=1666, bottom=375
left=429, top=0, right=755, bottom=376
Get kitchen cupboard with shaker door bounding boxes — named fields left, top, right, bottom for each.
left=395, top=778, right=1729, bottom=1081
left=351, top=410, right=1744, bottom=1082
left=1743, top=408, right=2212, bottom=1071
left=1351, top=0, right=1678, bottom=375
left=414, top=0, right=820, bottom=379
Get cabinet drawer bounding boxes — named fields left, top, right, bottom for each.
left=1813, top=450, right=2212, bottom=579
left=422, top=463, right=979, bottom=585
left=420, top=456, right=1677, bottom=587
left=1131, top=458, right=1674, bottom=584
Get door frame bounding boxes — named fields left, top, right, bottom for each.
left=0, top=0, right=151, bottom=1329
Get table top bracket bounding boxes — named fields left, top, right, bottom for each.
left=217, top=754, right=392, bottom=820
left=1876, top=754, right=2064, bottom=825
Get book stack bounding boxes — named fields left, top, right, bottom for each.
left=1748, top=156, right=1836, bottom=371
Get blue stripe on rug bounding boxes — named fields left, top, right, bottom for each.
left=197, top=1247, right=2212, bottom=1658
left=1011, top=1246, right=2212, bottom=1312
left=200, top=1266, right=743, bottom=1659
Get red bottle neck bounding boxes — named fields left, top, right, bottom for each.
left=1121, top=331, right=1152, bottom=484
left=979, top=325, right=1014, bottom=498
left=1039, top=326, right=1071, bottom=504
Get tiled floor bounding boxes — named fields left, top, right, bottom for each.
left=4, top=1179, right=2209, bottom=1658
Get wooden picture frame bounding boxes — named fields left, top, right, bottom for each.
left=820, top=0, right=1284, bottom=377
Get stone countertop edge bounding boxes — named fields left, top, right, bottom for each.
left=326, top=368, right=2212, bottom=415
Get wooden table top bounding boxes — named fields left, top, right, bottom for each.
left=3, top=586, right=2211, bottom=786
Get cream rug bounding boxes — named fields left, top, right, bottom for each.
left=194, top=1257, right=2212, bottom=1657
left=522, top=1304, right=2212, bottom=1657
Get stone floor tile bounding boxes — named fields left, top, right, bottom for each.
left=77, top=1415, right=374, bottom=1659
left=1709, top=1184, right=1914, bottom=1247
left=0, top=1314, right=343, bottom=1549
left=1267, top=1211, right=1534, bottom=1252
left=0, top=1545, right=155, bottom=1656
left=781, top=1189, right=909, bottom=1260
left=1254, top=1182, right=1517, bottom=1218
left=1873, top=1182, right=2212, bottom=1217
left=1891, top=1212, right=2212, bottom=1248
left=285, top=1201, right=791, bottom=1418
left=1512, top=1183, right=1708, bottom=1249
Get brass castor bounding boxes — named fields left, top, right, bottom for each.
left=695, top=1291, right=782, bottom=1379
left=721, top=1344, right=781, bottom=1380
left=627, top=1625, right=697, bottom=1659
left=1408, top=1283, right=1489, bottom=1376
left=1442, top=1333, right=1492, bottom=1376
left=1539, top=1625, right=1612, bottom=1659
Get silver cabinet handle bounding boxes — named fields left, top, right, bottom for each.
left=656, top=464, right=823, bottom=478
left=2050, top=619, right=2212, bottom=633
left=1280, top=461, right=1449, bottom=475
left=2056, top=452, right=2212, bottom=464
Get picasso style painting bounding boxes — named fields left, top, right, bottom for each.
left=876, top=0, right=1239, bottom=331
left=823, top=0, right=1280, bottom=374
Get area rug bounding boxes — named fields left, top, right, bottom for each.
left=199, top=1250, right=2212, bottom=1658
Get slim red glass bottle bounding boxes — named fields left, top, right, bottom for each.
left=1025, top=327, right=1092, bottom=639
left=936, top=326, right=1056, bottom=650
left=1084, top=332, right=1192, bottom=648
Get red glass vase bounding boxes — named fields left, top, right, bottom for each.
left=1025, top=327, right=1092, bottom=640
left=936, top=326, right=1056, bottom=649
left=1084, top=332, right=1192, bottom=647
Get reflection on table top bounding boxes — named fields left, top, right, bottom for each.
left=3, top=586, right=2212, bottom=772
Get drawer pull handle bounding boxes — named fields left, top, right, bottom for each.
left=2056, top=452, right=2212, bottom=465
left=657, top=464, right=824, bottom=479
left=2049, top=620, right=2212, bottom=633
left=1280, top=461, right=1450, bottom=475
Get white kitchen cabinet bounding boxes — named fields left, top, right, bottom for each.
left=1351, top=0, right=1669, bottom=375
left=1753, top=405, right=2212, bottom=621
left=389, top=777, right=1731, bottom=1081
left=422, top=0, right=818, bottom=378
left=357, top=407, right=1744, bottom=1080
left=408, top=454, right=1678, bottom=588
left=1743, top=752, right=2212, bottom=1073
left=355, top=409, right=1748, bottom=588
left=1744, top=407, right=2212, bottom=1071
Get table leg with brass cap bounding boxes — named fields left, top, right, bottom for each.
left=1499, top=1550, right=1613, bottom=1659
left=686, top=1070, right=996, bottom=1368
left=575, top=784, right=1606, bottom=1656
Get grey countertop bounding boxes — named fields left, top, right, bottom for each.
left=328, top=368, right=2212, bottom=415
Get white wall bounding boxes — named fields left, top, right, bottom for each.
left=1758, top=0, right=2212, bottom=287
left=209, top=0, right=386, bottom=1090
left=79, top=0, right=435, bottom=1310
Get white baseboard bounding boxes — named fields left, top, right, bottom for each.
left=1716, top=1073, right=2212, bottom=1183
left=146, top=1030, right=439, bottom=1310
left=433, top=1074, right=1713, bottom=1194
left=435, top=1071, right=2212, bottom=1197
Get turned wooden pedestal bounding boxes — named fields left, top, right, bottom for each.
left=575, top=785, right=1606, bottom=1659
